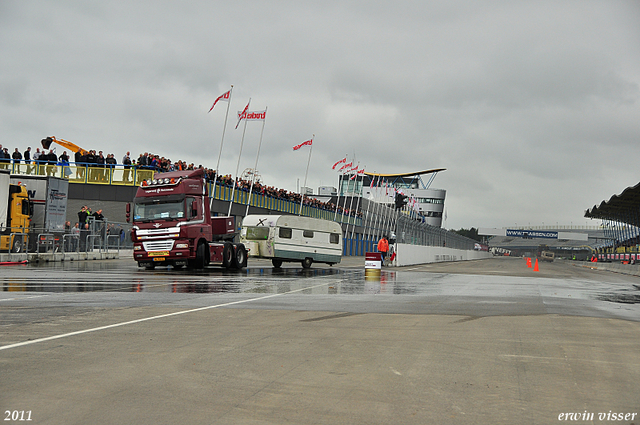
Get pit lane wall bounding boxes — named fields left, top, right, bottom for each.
left=394, top=243, right=491, bottom=266
left=574, top=260, right=640, bottom=277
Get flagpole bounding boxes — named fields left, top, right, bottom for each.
left=298, top=135, right=314, bottom=216
left=350, top=168, right=363, bottom=240
left=345, top=162, right=358, bottom=236
left=212, top=86, right=232, bottom=208
left=228, top=98, right=250, bottom=217
left=363, top=173, right=375, bottom=247
left=333, top=155, right=347, bottom=222
left=245, top=107, right=267, bottom=217
left=373, top=175, right=384, bottom=241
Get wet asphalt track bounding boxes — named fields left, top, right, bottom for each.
left=1, top=256, right=639, bottom=424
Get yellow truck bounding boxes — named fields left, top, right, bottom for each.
left=0, top=170, right=32, bottom=252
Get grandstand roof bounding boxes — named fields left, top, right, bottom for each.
left=584, top=181, right=640, bottom=224
left=364, top=168, right=446, bottom=178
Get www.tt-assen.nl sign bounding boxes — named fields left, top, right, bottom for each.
left=506, top=229, right=558, bottom=239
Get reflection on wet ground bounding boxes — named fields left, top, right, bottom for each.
left=2, top=259, right=640, bottom=310
left=596, top=284, right=640, bottom=304
left=0, top=266, right=379, bottom=295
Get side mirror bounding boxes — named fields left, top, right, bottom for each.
left=125, top=203, right=131, bottom=223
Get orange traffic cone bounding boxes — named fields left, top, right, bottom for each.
left=533, top=258, right=539, bottom=272
left=527, top=257, right=532, bottom=268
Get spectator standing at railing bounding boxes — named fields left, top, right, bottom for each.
left=0, top=147, right=10, bottom=169
left=75, top=150, right=85, bottom=180
left=122, top=152, right=132, bottom=182
left=59, top=151, right=71, bottom=178
left=92, top=209, right=104, bottom=221
left=78, top=205, right=90, bottom=226
left=137, top=153, right=148, bottom=168
left=32, top=148, right=42, bottom=174
left=24, top=147, right=32, bottom=174
left=80, top=223, right=89, bottom=252
left=12, top=148, right=22, bottom=173
left=71, top=222, right=80, bottom=251
left=85, top=150, right=96, bottom=181
left=106, top=154, right=116, bottom=182
left=45, top=149, right=57, bottom=176
left=97, top=151, right=106, bottom=182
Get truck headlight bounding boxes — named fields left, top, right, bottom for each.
left=176, top=243, right=189, bottom=249
left=134, top=246, right=142, bottom=251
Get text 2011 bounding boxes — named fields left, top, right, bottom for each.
left=4, top=411, right=32, bottom=421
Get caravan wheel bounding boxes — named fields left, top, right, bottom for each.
left=301, top=257, right=313, bottom=269
left=272, top=258, right=283, bottom=268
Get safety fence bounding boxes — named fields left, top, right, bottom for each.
left=341, top=202, right=477, bottom=256
left=1, top=219, right=128, bottom=256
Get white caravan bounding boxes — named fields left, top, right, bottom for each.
left=240, top=215, right=342, bottom=268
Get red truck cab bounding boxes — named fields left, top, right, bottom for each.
left=129, top=168, right=247, bottom=270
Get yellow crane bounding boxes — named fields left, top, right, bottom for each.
left=41, top=136, right=89, bottom=156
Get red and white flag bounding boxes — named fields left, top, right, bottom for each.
left=332, top=157, right=347, bottom=170
left=338, top=161, right=353, bottom=172
left=293, top=139, right=313, bottom=151
left=208, top=89, right=231, bottom=112
left=245, top=110, right=267, bottom=121
left=236, top=99, right=251, bottom=128
left=351, top=168, right=364, bottom=179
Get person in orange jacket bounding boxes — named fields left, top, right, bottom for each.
left=378, top=236, right=389, bottom=266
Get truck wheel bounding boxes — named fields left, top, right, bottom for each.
left=233, top=244, right=247, bottom=269
left=222, top=243, right=234, bottom=268
left=195, top=242, right=208, bottom=269
left=11, top=236, right=23, bottom=253
left=301, top=257, right=313, bottom=269
left=272, top=258, right=283, bottom=268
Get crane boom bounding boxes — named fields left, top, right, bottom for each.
left=41, top=136, right=89, bottom=156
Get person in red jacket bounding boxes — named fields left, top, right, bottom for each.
left=378, top=236, right=389, bottom=266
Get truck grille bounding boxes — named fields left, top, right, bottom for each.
left=143, top=240, right=175, bottom=252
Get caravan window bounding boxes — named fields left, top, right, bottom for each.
left=330, top=233, right=340, bottom=244
left=279, top=227, right=292, bottom=239
left=303, top=230, right=314, bottom=238
left=245, top=227, right=269, bottom=240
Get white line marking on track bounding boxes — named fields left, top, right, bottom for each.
left=0, top=280, right=332, bottom=351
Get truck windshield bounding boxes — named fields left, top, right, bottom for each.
left=133, top=199, right=185, bottom=222
left=244, top=227, right=270, bottom=240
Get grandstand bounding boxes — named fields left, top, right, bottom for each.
left=584, top=181, right=640, bottom=259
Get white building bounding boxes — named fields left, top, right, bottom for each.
left=339, top=168, right=447, bottom=228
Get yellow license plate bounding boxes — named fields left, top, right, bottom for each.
left=152, top=257, right=166, bottom=262
left=148, top=251, right=169, bottom=257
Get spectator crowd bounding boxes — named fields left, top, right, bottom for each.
left=0, top=144, right=362, bottom=218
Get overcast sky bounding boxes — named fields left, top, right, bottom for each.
left=1, top=1, right=639, bottom=230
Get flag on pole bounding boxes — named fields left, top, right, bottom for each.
left=208, top=89, right=231, bottom=112
left=332, top=157, right=347, bottom=170
left=293, top=139, right=313, bottom=151
left=245, top=110, right=267, bottom=121
left=236, top=99, right=251, bottom=128
left=338, top=161, right=353, bottom=172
